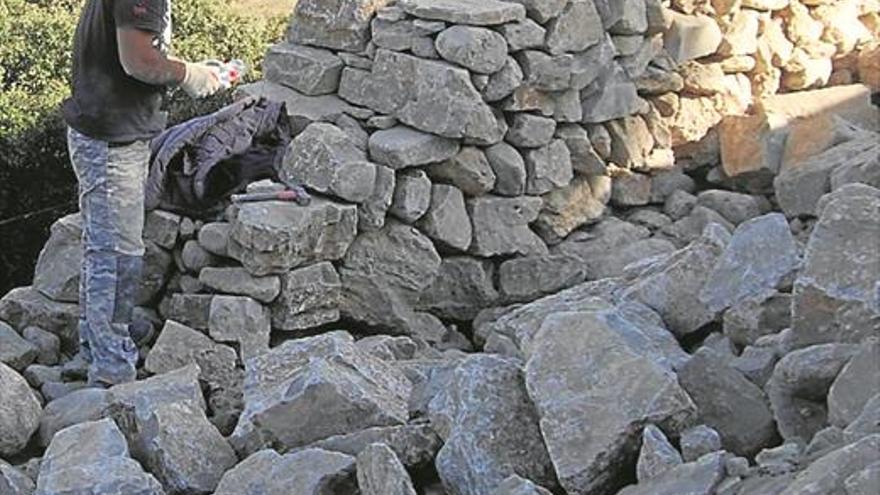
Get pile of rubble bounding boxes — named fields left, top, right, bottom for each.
left=1, top=0, right=878, bottom=494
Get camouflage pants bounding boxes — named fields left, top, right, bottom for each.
left=68, top=127, right=149, bottom=386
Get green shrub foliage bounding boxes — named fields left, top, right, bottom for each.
left=0, top=0, right=287, bottom=293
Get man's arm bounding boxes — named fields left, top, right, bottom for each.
left=116, top=27, right=185, bottom=86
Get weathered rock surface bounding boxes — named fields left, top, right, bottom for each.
left=287, top=0, right=391, bottom=52
left=494, top=475, right=554, bottom=495
left=637, top=424, right=684, bottom=482
left=340, top=221, right=441, bottom=332
left=678, top=348, right=778, bottom=456
left=417, top=257, right=499, bottom=321
left=368, top=126, right=460, bottom=170
left=399, top=0, right=526, bottom=25
left=428, top=147, right=497, bottom=197
left=281, top=122, right=377, bottom=203
left=617, top=452, right=726, bottom=495
left=214, top=448, right=357, bottom=495
left=0, top=286, right=79, bottom=347
left=0, top=321, right=37, bottom=371
left=230, top=332, right=412, bottom=455
left=356, top=443, right=417, bottom=495
left=126, top=402, right=237, bottom=494
left=228, top=198, right=358, bottom=276
left=270, top=262, right=342, bottom=332
left=468, top=196, right=547, bottom=257
left=32, top=213, right=81, bottom=303
left=790, top=190, right=880, bottom=349
left=431, top=354, right=556, bottom=495
left=828, top=341, right=880, bottom=429
left=534, top=175, right=609, bottom=244
left=0, top=362, right=41, bottom=457
left=264, top=43, right=344, bottom=95
left=435, top=25, right=508, bottom=74
left=0, top=459, right=33, bottom=495
left=523, top=311, right=696, bottom=494
left=622, top=224, right=729, bottom=337
left=339, top=50, right=506, bottom=144
left=700, top=213, right=799, bottom=313
left=390, top=169, right=433, bottom=223
left=35, top=418, right=164, bottom=495
left=199, top=267, right=281, bottom=304
left=416, top=184, right=473, bottom=252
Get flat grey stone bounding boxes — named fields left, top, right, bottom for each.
left=199, top=267, right=281, bottom=304
left=214, top=448, right=357, bottom=495
left=287, top=0, right=389, bottom=52
left=485, top=142, right=527, bottom=196
left=497, top=18, right=545, bottom=51
left=524, top=311, right=696, bottom=494
left=499, top=255, right=586, bottom=303
left=264, top=43, right=343, bottom=95
left=580, top=65, right=643, bottom=123
left=427, top=147, right=497, bottom=196
left=431, top=355, right=556, bottom=495
left=359, top=165, right=396, bottom=232
left=791, top=191, right=880, bottom=348
left=679, top=424, right=723, bottom=462
left=270, top=262, right=342, bottom=332
left=281, top=122, right=377, bottom=203
left=416, top=184, right=472, bottom=252
left=236, top=81, right=360, bottom=134
left=0, top=321, right=37, bottom=371
left=778, top=435, right=880, bottom=495
left=208, top=295, right=271, bottom=361
left=612, top=172, right=653, bottom=207
left=0, top=362, right=41, bottom=457
left=545, top=0, right=604, bottom=55
left=340, top=221, right=441, bottom=333
left=696, top=190, right=764, bottom=225
left=534, top=175, right=610, bottom=244
left=555, top=123, right=607, bottom=175
left=468, top=196, right=548, bottom=257
left=0, top=287, right=77, bottom=350
left=309, top=424, right=442, bottom=468
left=389, top=169, right=432, bottom=223
left=767, top=344, right=860, bottom=444
left=637, top=424, right=684, bottom=482
left=33, top=213, right=81, bottom=303
left=828, top=341, right=880, bottom=428
left=126, top=402, right=237, bottom=494
left=506, top=113, right=557, bottom=148
left=228, top=198, right=358, bottom=276
left=524, top=139, right=573, bottom=195
left=516, top=51, right=573, bottom=92
left=622, top=224, right=729, bottom=337
left=229, top=332, right=412, bottom=456
left=197, top=222, right=230, bottom=257
left=399, top=0, right=526, bottom=25
left=435, top=25, right=508, bottom=74
left=356, top=443, right=417, bottom=495
left=504, top=0, right=566, bottom=23
left=338, top=50, right=506, bottom=144
left=38, top=388, right=112, bottom=447
left=35, top=418, right=164, bottom=495
left=483, top=57, right=524, bottom=102
left=417, top=257, right=499, bottom=321
left=700, top=213, right=800, bottom=313
left=617, top=452, right=726, bottom=495
left=368, top=126, right=460, bottom=169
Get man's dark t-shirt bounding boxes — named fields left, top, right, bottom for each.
left=62, top=0, right=171, bottom=143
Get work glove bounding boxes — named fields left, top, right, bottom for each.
left=180, top=62, right=222, bottom=98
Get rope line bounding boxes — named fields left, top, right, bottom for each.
left=0, top=201, right=77, bottom=228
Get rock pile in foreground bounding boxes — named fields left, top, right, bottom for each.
left=1, top=0, right=879, bottom=494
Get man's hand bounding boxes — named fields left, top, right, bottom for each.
left=180, top=63, right=223, bottom=98
left=117, top=27, right=185, bottom=86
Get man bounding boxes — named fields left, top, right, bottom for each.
left=62, top=0, right=222, bottom=387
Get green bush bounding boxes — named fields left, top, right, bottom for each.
left=0, top=0, right=287, bottom=294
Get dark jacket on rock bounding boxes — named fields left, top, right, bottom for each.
left=146, top=96, right=292, bottom=218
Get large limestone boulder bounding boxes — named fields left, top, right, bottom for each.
left=356, top=443, right=417, bottom=495
left=417, top=257, right=499, bottom=321
left=230, top=332, right=412, bottom=456
left=270, top=262, right=342, bottom=332
left=399, top=0, right=526, bottom=25
left=778, top=434, right=880, bottom=495
left=228, top=198, right=358, bottom=276
left=288, top=0, right=392, bottom=52
left=263, top=43, right=343, bottom=96
left=281, top=123, right=377, bottom=203
left=523, top=311, right=696, bottom=495
left=0, top=362, right=41, bottom=457
left=678, top=348, right=778, bottom=456
left=435, top=25, right=508, bottom=74
left=828, top=341, right=880, bottom=429
left=32, top=213, right=81, bottom=303
left=35, top=418, right=165, bottom=495
left=125, top=402, right=237, bottom=494
left=621, top=224, right=730, bottom=337
left=699, top=213, right=799, bottom=313
left=430, top=355, right=556, bottom=495
left=790, top=189, right=880, bottom=348
left=368, top=126, right=460, bottom=170
left=339, top=221, right=441, bottom=332
left=214, top=448, right=357, bottom=495
left=339, top=50, right=506, bottom=144
left=468, top=196, right=547, bottom=257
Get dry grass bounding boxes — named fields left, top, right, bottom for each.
left=229, top=0, right=296, bottom=18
